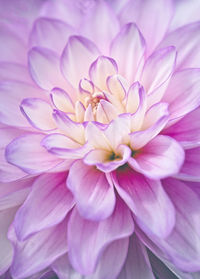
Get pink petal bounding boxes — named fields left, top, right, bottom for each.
left=158, top=22, right=200, bottom=70
left=6, top=133, right=63, bottom=174
left=30, top=17, right=75, bottom=54
left=129, top=135, right=184, bottom=179
left=20, top=98, right=56, bottom=131
left=118, top=235, right=155, bottom=279
left=110, top=23, right=145, bottom=82
left=14, top=172, right=74, bottom=241
left=53, top=239, right=129, bottom=279
left=52, top=254, right=83, bottom=279
left=0, top=184, right=30, bottom=211
left=28, top=47, right=67, bottom=90
left=163, top=107, right=200, bottom=148
left=9, top=220, right=68, bottom=279
left=112, top=169, right=175, bottom=238
left=140, top=47, right=176, bottom=100
left=81, top=0, right=120, bottom=53
left=50, top=87, right=74, bottom=113
left=158, top=179, right=200, bottom=272
left=67, top=160, right=115, bottom=221
left=162, top=69, right=200, bottom=122
left=86, top=238, right=129, bottom=279
left=67, top=199, right=134, bottom=274
left=0, top=81, right=46, bottom=127
left=174, top=147, right=200, bottom=182
left=119, top=0, right=174, bottom=54
left=61, top=36, right=100, bottom=88
left=89, top=56, right=118, bottom=90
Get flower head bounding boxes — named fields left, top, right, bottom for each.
left=1, top=0, right=200, bottom=278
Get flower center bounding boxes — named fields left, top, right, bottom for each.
left=85, top=92, right=105, bottom=112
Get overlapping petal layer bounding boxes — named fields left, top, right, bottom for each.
left=0, top=1, right=200, bottom=278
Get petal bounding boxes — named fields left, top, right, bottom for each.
left=6, top=133, right=62, bottom=174
left=28, top=47, right=67, bottom=90
left=20, top=98, right=56, bottom=131
left=67, top=199, right=134, bottom=274
left=9, top=220, right=68, bottom=279
left=142, top=102, right=169, bottom=129
left=107, top=0, right=129, bottom=14
left=86, top=238, right=129, bottom=279
left=0, top=81, right=46, bottom=127
left=159, top=179, right=200, bottom=272
left=0, top=127, right=27, bottom=182
left=0, top=181, right=30, bottom=211
left=140, top=47, right=176, bottom=97
left=129, top=84, right=147, bottom=131
left=118, top=235, right=155, bottom=279
left=67, top=160, right=115, bottom=221
left=112, top=168, right=175, bottom=238
left=53, top=240, right=129, bottom=279
left=0, top=62, right=34, bottom=84
left=174, top=147, right=200, bottom=182
left=163, top=107, right=200, bottom=148
left=75, top=101, right=85, bottom=123
left=84, top=145, right=131, bottom=173
left=41, top=0, right=83, bottom=27
left=81, top=0, right=120, bottom=53
left=53, top=110, right=85, bottom=143
left=85, top=122, right=111, bottom=150
left=119, top=0, right=174, bottom=54
left=96, top=100, right=118, bottom=123
left=30, top=17, right=75, bottom=54
left=129, top=135, right=184, bottom=179
left=14, top=172, right=74, bottom=240
left=51, top=87, right=74, bottom=113
left=89, top=56, right=118, bottom=91
left=130, top=110, right=169, bottom=149
left=170, top=0, right=200, bottom=31
left=104, top=115, right=131, bottom=150
left=61, top=36, right=100, bottom=88
left=162, top=69, right=200, bottom=122
left=110, top=23, right=145, bottom=82
left=158, top=22, right=200, bottom=70
left=0, top=23, right=26, bottom=64
left=84, top=104, right=95, bottom=122
left=42, top=133, right=89, bottom=159
left=107, top=74, right=128, bottom=100
left=52, top=254, right=83, bottom=279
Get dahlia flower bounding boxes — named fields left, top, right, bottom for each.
left=1, top=0, right=200, bottom=278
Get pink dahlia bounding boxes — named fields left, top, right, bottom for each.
left=1, top=0, right=200, bottom=278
